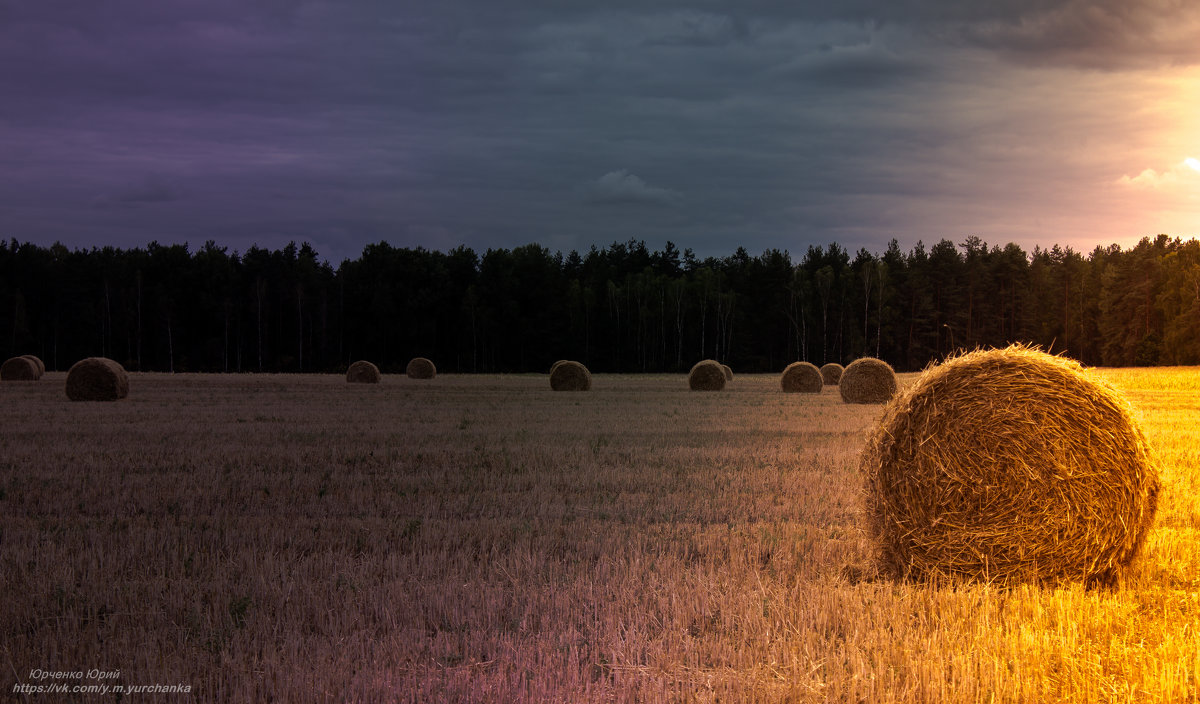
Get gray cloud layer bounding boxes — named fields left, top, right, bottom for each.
left=1, top=1, right=1197, bottom=262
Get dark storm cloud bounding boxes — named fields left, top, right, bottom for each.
left=1, top=1, right=1197, bottom=263
left=584, top=170, right=684, bottom=206
left=91, top=176, right=179, bottom=209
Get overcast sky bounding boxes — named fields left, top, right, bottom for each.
left=3, top=1, right=1199, bottom=264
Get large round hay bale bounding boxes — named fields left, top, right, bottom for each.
left=840, top=357, right=897, bottom=403
left=862, top=345, right=1160, bottom=586
left=1, top=356, right=39, bottom=381
left=820, top=362, right=844, bottom=385
left=720, top=364, right=733, bottom=381
left=406, top=357, right=436, bottom=379
left=780, top=361, right=823, bottom=393
left=346, top=360, right=381, bottom=383
left=21, top=355, right=46, bottom=377
left=65, top=357, right=129, bottom=401
left=688, top=360, right=726, bottom=391
left=550, top=360, right=591, bottom=391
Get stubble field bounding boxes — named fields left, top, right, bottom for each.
left=2, top=369, right=1199, bottom=702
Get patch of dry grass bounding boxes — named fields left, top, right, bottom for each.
left=1, top=370, right=1197, bottom=702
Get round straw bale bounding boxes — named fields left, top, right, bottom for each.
left=721, top=364, right=733, bottom=381
left=550, top=360, right=591, bottom=391
left=840, top=357, right=897, bottom=403
left=406, top=357, right=436, bottom=379
left=65, top=357, right=129, bottom=401
left=22, top=355, right=46, bottom=377
left=549, top=360, right=568, bottom=375
left=1, top=356, right=39, bottom=381
left=688, top=360, right=726, bottom=391
left=862, top=345, right=1160, bottom=586
left=780, top=361, right=823, bottom=393
left=346, top=360, right=381, bottom=383
left=820, top=362, right=844, bottom=385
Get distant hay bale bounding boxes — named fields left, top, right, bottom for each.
left=840, top=357, right=897, bottom=404
left=550, top=360, right=591, bottom=391
left=346, top=360, right=381, bottom=383
left=862, top=345, right=1160, bottom=586
left=721, top=364, right=733, bottom=381
left=21, top=355, right=46, bottom=377
left=820, top=363, right=844, bottom=385
left=406, top=357, right=436, bottom=379
left=1, top=356, right=39, bottom=381
left=688, top=360, right=726, bottom=391
left=65, top=357, right=129, bottom=401
left=780, top=361, right=823, bottom=393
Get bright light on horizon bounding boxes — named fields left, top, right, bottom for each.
left=1186, top=157, right=1200, bottom=172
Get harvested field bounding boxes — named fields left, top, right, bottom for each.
left=1, top=370, right=1198, bottom=702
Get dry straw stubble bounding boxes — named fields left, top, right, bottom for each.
left=346, top=360, right=381, bottom=383
left=65, top=357, right=129, bottom=401
left=406, top=357, right=436, bottom=379
left=781, top=361, right=823, bottom=393
left=820, top=362, right=844, bottom=385
left=1, top=356, right=40, bottom=381
left=861, top=344, right=1160, bottom=586
left=549, top=360, right=591, bottom=391
left=688, top=360, right=726, bottom=391
left=840, top=357, right=897, bottom=403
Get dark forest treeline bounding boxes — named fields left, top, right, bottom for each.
left=3, top=234, right=1199, bottom=374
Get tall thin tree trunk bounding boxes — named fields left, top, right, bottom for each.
left=166, top=313, right=174, bottom=374
left=297, top=284, right=303, bottom=372
left=256, top=279, right=264, bottom=372
left=104, top=280, right=111, bottom=358
left=876, top=266, right=883, bottom=358
left=136, top=271, right=142, bottom=371
left=862, top=267, right=872, bottom=356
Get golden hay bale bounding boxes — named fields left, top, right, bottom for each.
left=406, top=357, right=436, bottom=379
left=820, top=362, right=844, bottom=385
left=65, top=357, right=129, bottom=401
left=1, top=356, right=39, bottom=381
left=22, top=355, right=46, bottom=377
left=346, top=360, right=381, bottom=383
left=780, top=361, right=823, bottom=393
left=721, top=364, right=733, bottom=381
left=550, top=360, right=591, bottom=391
left=840, top=357, right=897, bottom=403
left=688, top=360, right=726, bottom=391
left=862, top=345, right=1160, bottom=586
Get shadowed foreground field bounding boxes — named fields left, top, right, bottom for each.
left=2, top=371, right=1199, bottom=702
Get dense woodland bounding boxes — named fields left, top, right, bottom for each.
left=2, top=234, right=1199, bottom=374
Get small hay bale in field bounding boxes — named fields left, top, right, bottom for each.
left=65, top=357, right=129, bottom=401
left=780, top=361, right=823, bottom=393
left=721, top=364, right=733, bottom=381
left=688, top=360, right=726, bottom=391
left=550, top=360, right=591, bottom=391
left=820, top=362, right=844, bottom=385
left=840, top=357, right=897, bottom=403
left=862, top=344, right=1160, bottom=586
left=1, top=356, right=39, bottom=381
left=406, top=357, right=436, bottom=379
left=346, top=360, right=381, bottom=383
left=22, top=355, right=46, bottom=377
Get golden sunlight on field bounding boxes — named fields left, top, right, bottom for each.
left=1, top=369, right=1198, bottom=701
